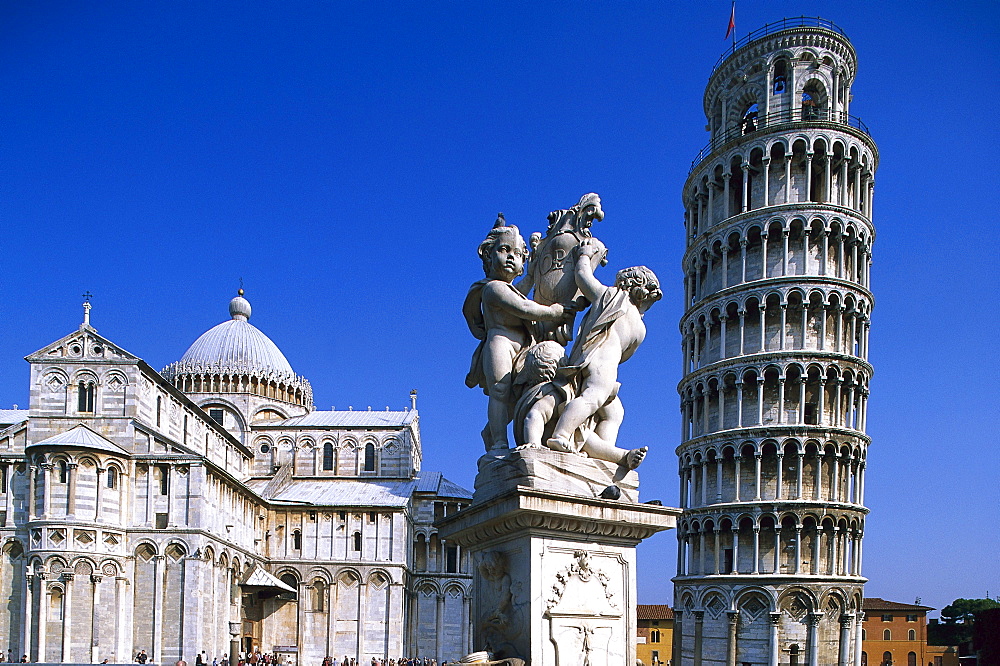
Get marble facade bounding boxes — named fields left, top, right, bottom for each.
left=0, top=293, right=472, bottom=664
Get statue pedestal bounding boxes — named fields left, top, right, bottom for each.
left=437, top=450, right=680, bottom=666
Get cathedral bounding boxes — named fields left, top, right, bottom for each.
left=0, top=291, right=472, bottom=665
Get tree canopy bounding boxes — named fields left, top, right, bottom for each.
left=941, top=598, right=1000, bottom=624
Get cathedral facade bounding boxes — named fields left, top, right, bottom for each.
left=0, top=292, right=472, bottom=665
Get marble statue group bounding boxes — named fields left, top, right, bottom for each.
left=464, top=194, right=661, bottom=471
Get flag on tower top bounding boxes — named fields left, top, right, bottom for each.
left=725, top=2, right=736, bottom=40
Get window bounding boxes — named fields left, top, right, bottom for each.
left=338, top=511, right=346, bottom=521
left=183, top=415, right=188, bottom=444
left=363, top=443, right=376, bottom=472
left=312, top=581, right=325, bottom=612
left=882, top=652, right=892, bottom=666
left=58, top=461, right=68, bottom=483
left=156, top=396, right=162, bottom=427
left=292, top=530, right=301, bottom=550
left=907, top=652, right=915, bottom=666
left=209, top=409, right=224, bottom=425
left=322, top=443, right=334, bottom=471
left=883, top=629, right=891, bottom=641
left=158, top=465, right=169, bottom=495
left=742, top=103, right=759, bottom=134
left=368, top=512, right=377, bottom=523
left=279, top=573, right=298, bottom=599
left=446, top=545, right=458, bottom=573
left=650, top=629, right=661, bottom=643
left=353, top=531, right=362, bottom=551
left=905, top=614, right=918, bottom=622
left=789, top=644, right=800, bottom=666
left=723, top=548, right=734, bottom=573
left=934, top=657, right=943, bottom=666
left=78, top=381, right=95, bottom=412
left=155, top=513, right=168, bottom=529
left=650, top=651, right=658, bottom=664
left=773, top=61, right=787, bottom=94
left=863, top=630, right=867, bottom=639
left=0, top=466, right=6, bottom=494
left=882, top=614, right=893, bottom=622
left=107, top=467, right=117, bottom=489
left=861, top=652, right=867, bottom=666
left=907, top=629, right=915, bottom=641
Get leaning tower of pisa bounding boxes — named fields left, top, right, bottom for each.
left=673, top=18, right=878, bottom=666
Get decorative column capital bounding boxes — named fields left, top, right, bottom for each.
left=693, top=610, right=705, bottom=622
left=727, top=610, right=740, bottom=625
left=90, top=574, right=103, bottom=584
left=840, top=614, right=854, bottom=627
left=807, top=612, right=823, bottom=626
left=769, top=612, right=782, bottom=626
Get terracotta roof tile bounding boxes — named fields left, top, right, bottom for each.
left=863, top=597, right=934, bottom=611
left=637, top=605, right=675, bottom=620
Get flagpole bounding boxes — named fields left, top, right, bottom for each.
left=731, top=1, right=736, bottom=53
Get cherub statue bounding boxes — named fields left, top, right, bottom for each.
left=464, top=215, right=576, bottom=451
left=512, top=340, right=647, bottom=470
left=519, top=194, right=609, bottom=345
left=544, top=239, right=662, bottom=458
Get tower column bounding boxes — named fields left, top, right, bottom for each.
left=769, top=612, right=781, bottom=666
left=693, top=611, right=705, bottom=666
left=727, top=611, right=739, bottom=666
left=807, top=613, right=822, bottom=666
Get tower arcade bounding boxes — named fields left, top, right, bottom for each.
left=674, top=18, right=878, bottom=666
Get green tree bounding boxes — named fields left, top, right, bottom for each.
left=929, top=598, right=1000, bottom=648
left=941, top=598, right=1000, bottom=624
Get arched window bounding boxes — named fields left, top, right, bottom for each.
left=861, top=652, right=867, bottom=666
left=742, top=103, right=759, bottom=134
left=364, top=443, right=376, bottom=472
left=773, top=60, right=787, bottom=94
left=313, top=581, right=325, bottom=612
left=322, top=443, right=334, bottom=471
left=802, top=82, right=825, bottom=120
left=58, top=461, right=68, bottom=484
left=884, top=629, right=891, bottom=641
left=279, top=573, right=298, bottom=599
left=353, top=531, right=362, bottom=551
left=78, top=381, right=95, bottom=413
left=907, top=653, right=916, bottom=666
left=291, top=530, right=301, bottom=550
left=790, top=644, right=800, bottom=666
left=650, top=629, right=661, bottom=643
left=156, top=396, right=162, bottom=427
left=907, top=629, right=915, bottom=641
left=107, top=467, right=118, bottom=489
left=882, top=651, right=892, bottom=666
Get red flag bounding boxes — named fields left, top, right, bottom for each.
left=725, top=2, right=736, bottom=40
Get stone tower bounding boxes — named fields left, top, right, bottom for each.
left=673, top=19, right=877, bottom=666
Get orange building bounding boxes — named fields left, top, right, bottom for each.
left=637, top=604, right=674, bottom=666
left=861, top=598, right=958, bottom=666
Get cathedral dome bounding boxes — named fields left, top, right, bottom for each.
left=162, top=292, right=313, bottom=408
left=178, top=293, right=294, bottom=376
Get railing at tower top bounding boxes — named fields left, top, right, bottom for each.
left=689, top=107, right=871, bottom=173
left=712, top=16, right=849, bottom=74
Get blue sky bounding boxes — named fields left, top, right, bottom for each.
left=2, top=1, right=997, bottom=612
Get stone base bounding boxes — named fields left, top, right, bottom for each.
left=474, top=448, right=640, bottom=504
left=438, top=463, right=680, bottom=666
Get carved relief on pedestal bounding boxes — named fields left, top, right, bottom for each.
left=545, top=549, right=623, bottom=666
left=475, top=551, right=525, bottom=660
